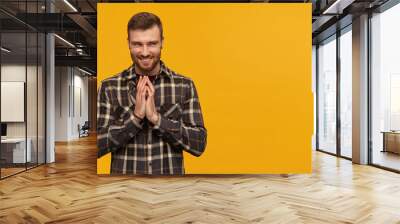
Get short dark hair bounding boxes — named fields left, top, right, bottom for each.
left=127, top=12, right=163, bottom=40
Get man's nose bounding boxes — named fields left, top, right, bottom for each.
left=141, top=45, right=150, bottom=57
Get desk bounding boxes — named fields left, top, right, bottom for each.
left=381, top=131, right=400, bottom=154
left=1, top=138, right=32, bottom=163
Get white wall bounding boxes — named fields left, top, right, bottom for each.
left=54, top=67, right=89, bottom=141
left=55, top=66, right=69, bottom=141
left=1, top=64, right=35, bottom=137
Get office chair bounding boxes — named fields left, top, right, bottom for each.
left=79, top=121, right=90, bottom=138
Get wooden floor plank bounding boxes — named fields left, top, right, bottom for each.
left=0, top=135, right=400, bottom=223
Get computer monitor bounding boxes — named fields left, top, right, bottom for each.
left=1, top=123, right=7, bottom=137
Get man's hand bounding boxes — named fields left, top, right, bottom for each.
left=133, top=76, right=146, bottom=119
left=144, top=76, right=159, bottom=124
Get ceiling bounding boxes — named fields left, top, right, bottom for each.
left=0, top=0, right=396, bottom=75
left=311, top=0, right=390, bottom=43
left=1, top=0, right=97, bottom=74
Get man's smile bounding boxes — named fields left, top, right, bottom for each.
left=139, top=58, right=152, bottom=65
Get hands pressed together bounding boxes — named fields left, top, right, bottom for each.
left=133, top=76, right=159, bottom=125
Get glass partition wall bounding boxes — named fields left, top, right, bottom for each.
left=316, top=26, right=352, bottom=159
left=0, top=1, right=46, bottom=179
left=317, top=35, right=337, bottom=155
left=370, top=2, right=400, bottom=171
left=339, top=27, right=352, bottom=159
left=316, top=0, right=400, bottom=173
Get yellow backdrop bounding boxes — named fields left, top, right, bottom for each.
left=97, top=3, right=312, bottom=174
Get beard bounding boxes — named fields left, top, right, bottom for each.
left=131, top=52, right=161, bottom=75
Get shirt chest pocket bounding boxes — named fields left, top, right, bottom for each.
left=159, top=103, right=183, bottom=121
left=110, top=90, right=134, bottom=124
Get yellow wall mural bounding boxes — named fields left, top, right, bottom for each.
left=97, top=3, right=312, bottom=174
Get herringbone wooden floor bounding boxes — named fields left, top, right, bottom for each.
left=1, top=135, right=400, bottom=224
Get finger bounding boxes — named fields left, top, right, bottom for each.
left=145, top=86, right=150, bottom=99
left=146, top=84, right=154, bottom=97
left=143, top=76, right=150, bottom=86
left=148, top=79, right=155, bottom=94
left=144, top=78, right=155, bottom=97
left=144, top=87, right=154, bottom=108
left=142, top=77, right=148, bottom=88
left=140, top=76, right=147, bottom=88
left=139, top=84, right=145, bottom=99
left=142, top=83, right=148, bottom=94
left=141, top=84, right=147, bottom=100
left=144, top=86, right=150, bottom=97
left=139, top=76, right=145, bottom=91
left=143, top=76, right=150, bottom=87
left=147, top=85, right=155, bottom=97
left=141, top=88, right=147, bottom=101
left=136, top=76, right=143, bottom=93
left=144, top=76, right=153, bottom=87
left=145, top=76, right=152, bottom=86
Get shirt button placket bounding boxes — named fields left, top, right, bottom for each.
left=148, top=129, right=152, bottom=171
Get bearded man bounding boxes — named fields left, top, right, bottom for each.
left=97, top=12, right=207, bottom=175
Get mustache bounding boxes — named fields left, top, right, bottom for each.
left=129, top=52, right=153, bottom=60
left=137, top=56, right=152, bottom=59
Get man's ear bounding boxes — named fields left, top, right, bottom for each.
left=160, top=39, right=164, bottom=49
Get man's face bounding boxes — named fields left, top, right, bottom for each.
left=128, top=25, right=162, bottom=74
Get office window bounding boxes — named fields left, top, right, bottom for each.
left=371, top=3, right=400, bottom=171
left=317, top=35, right=337, bottom=154
left=339, top=28, right=352, bottom=158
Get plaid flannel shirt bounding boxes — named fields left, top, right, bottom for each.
left=97, top=61, right=207, bottom=175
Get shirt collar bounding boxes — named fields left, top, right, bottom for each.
left=124, top=60, right=172, bottom=80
